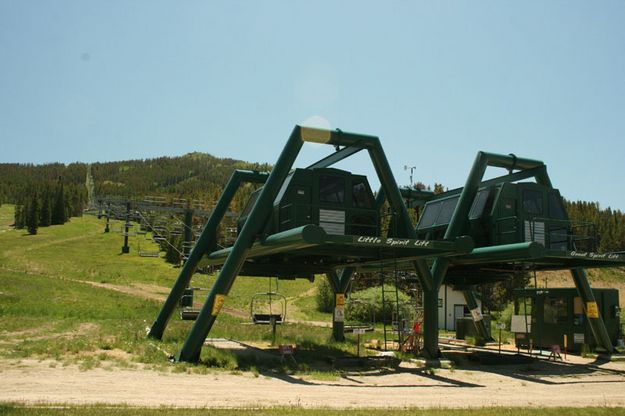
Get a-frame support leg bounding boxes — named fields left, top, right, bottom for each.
left=570, top=268, right=614, bottom=353
left=175, top=130, right=304, bottom=363
left=327, top=268, right=355, bottom=342
left=421, top=152, right=552, bottom=358
left=462, top=287, right=493, bottom=342
left=148, top=170, right=267, bottom=340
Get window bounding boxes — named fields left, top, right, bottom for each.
left=544, top=296, right=567, bottom=324
left=523, top=190, right=543, bottom=216
left=418, top=202, right=441, bottom=229
left=548, top=193, right=567, bottom=220
left=417, top=196, right=459, bottom=228
left=469, top=189, right=492, bottom=219
left=319, top=176, right=345, bottom=204
left=352, top=179, right=373, bottom=208
left=436, top=196, right=459, bottom=225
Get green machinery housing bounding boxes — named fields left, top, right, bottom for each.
left=239, top=168, right=379, bottom=238
left=416, top=180, right=588, bottom=251
left=513, top=288, right=620, bottom=352
left=148, top=125, right=625, bottom=363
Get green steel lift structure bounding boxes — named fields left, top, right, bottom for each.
left=148, top=125, right=625, bottom=363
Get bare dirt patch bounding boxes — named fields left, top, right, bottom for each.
left=1, top=354, right=625, bottom=408
left=80, top=281, right=167, bottom=303
left=0, top=322, right=99, bottom=347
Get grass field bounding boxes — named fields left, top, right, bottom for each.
left=1, top=406, right=623, bottom=416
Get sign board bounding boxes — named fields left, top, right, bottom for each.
left=279, top=344, right=295, bottom=355
left=353, top=236, right=431, bottom=248
left=470, top=307, right=483, bottom=322
left=586, top=302, right=599, bottom=318
left=511, top=315, right=531, bottom=333
left=496, top=322, right=506, bottom=330
left=335, top=293, right=345, bottom=307
left=211, top=294, right=226, bottom=316
left=334, top=307, right=345, bottom=322
left=574, top=333, right=585, bottom=344
left=353, top=328, right=366, bottom=335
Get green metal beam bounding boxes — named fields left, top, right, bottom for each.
left=306, top=146, right=364, bottom=169
left=452, top=241, right=544, bottom=264
left=147, top=169, right=268, bottom=340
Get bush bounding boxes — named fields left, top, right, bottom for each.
left=315, top=276, right=334, bottom=313
left=497, top=301, right=514, bottom=329
left=346, top=285, right=410, bottom=325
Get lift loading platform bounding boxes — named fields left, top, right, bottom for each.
left=398, top=151, right=625, bottom=354
left=149, top=125, right=625, bottom=363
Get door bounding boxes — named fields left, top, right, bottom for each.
left=453, top=304, right=466, bottom=331
left=541, top=295, right=568, bottom=349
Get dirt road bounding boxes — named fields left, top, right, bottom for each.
left=2, top=355, right=625, bottom=408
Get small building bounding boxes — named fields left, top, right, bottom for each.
left=438, top=284, right=481, bottom=331
left=512, top=287, right=621, bottom=352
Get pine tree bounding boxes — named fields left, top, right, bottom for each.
left=164, top=235, right=182, bottom=265
left=52, top=181, right=66, bottom=225
left=14, top=204, right=24, bottom=229
left=27, top=192, right=39, bottom=235
left=39, top=187, right=52, bottom=227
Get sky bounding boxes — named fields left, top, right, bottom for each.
left=1, top=1, right=624, bottom=209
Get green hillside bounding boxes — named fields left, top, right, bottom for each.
left=0, top=205, right=344, bottom=373
left=0, top=153, right=270, bottom=213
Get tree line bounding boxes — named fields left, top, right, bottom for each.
left=565, top=200, right=625, bottom=253
left=0, top=153, right=269, bottom=241
left=2, top=155, right=625, bottom=253
left=13, top=181, right=87, bottom=235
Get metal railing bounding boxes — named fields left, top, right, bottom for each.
left=494, top=215, right=598, bottom=251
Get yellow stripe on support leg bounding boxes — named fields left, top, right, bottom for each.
left=212, top=294, right=226, bottom=316
left=300, top=126, right=332, bottom=144
left=586, top=301, right=599, bottom=318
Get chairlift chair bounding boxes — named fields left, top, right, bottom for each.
left=250, top=291, right=287, bottom=325
left=179, top=287, right=208, bottom=320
